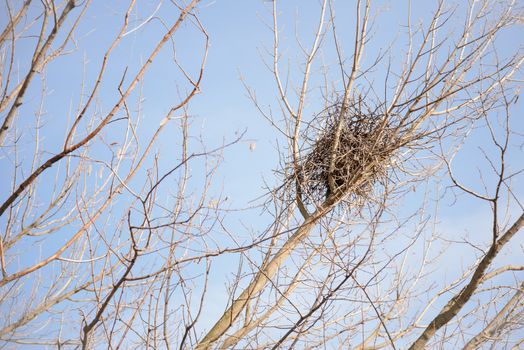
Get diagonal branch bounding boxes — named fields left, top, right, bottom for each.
left=408, top=212, right=524, bottom=350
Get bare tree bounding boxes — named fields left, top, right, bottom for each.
left=1, top=0, right=523, bottom=349
left=197, top=0, right=524, bottom=349
left=0, top=0, right=221, bottom=348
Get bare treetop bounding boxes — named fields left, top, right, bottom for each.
left=0, top=0, right=522, bottom=349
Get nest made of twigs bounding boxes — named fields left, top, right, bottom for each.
left=293, top=98, right=396, bottom=208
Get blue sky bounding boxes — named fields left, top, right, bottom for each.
left=1, top=0, right=523, bottom=347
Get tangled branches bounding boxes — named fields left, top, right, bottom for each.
left=294, top=97, right=399, bottom=209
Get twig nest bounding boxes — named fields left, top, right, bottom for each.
left=295, top=98, right=395, bottom=208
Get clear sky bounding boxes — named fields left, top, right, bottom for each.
left=1, top=0, right=522, bottom=347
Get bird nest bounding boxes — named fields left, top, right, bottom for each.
left=293, top=99, right=396, bottom=208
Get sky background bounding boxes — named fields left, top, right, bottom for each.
left=1, top=0, right=523, bottom=345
